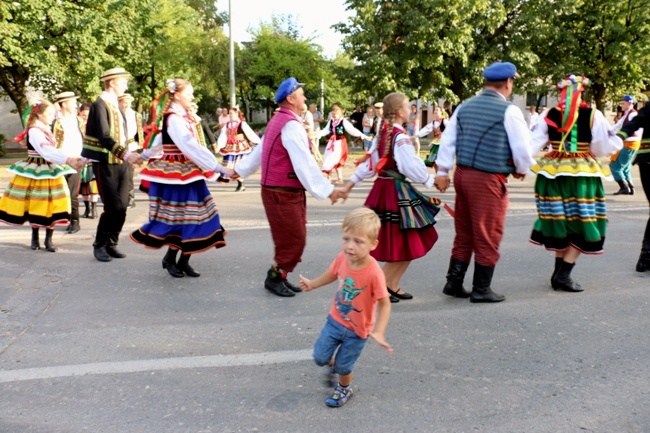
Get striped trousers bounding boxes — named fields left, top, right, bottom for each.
left=451, top=166, right=509, bottom=267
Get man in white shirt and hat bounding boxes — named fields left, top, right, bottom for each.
left=53, top=91, right=84, bottom=234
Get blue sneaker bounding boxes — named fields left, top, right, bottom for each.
left=322, top=366, right=338, bottom=388
left=325, top=384, right=353, bottom=407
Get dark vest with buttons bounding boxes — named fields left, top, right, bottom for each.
left=455, top=89, right=515, bottom=174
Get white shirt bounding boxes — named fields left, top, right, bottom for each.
left=124, top=107, right=139, bottom=151
left=58, top=114, right=83, bottom=157
left=417, top=119, right=448, bottom=138
left=302, top=110, right=314, bottom=131
left=610, top=108, right=643, bottom=141
left=531, top=108, right=622, bottom=157
left=234, top=110, right=334, bottom=200
left=350, top=125, right=435, bottom=189
left=100, top=91, right=126, bottom=146
left=526, top=111, right=539, bottom=130
left=437, top=93, right=535, bottom=176
left=28, top=121, right=70, bottom=166
left=317, top=118, right=370, bottom=141
left=161, top=103, right=224, bottom=173
left=216, top=120, right=261, bottom=149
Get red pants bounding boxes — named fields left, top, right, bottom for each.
left=451, top=166, right=509, bottom=267
left=261, top=186, right=307, bottom=272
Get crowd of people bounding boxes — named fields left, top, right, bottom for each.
left=1, top=62, right=648, bottom=409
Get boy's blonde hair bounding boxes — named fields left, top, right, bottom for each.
left=342, top=207, right=381, bottom=241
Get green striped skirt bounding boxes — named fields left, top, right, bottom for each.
left=529, top=175, right=607, bottom=254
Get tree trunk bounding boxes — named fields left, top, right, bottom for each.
left=591, top=82, right=606, bottom=112
left=0, top=66, right=31, bottom=127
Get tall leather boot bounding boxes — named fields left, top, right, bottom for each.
left=636, top=240, right=650, bottom=272
left=66, top=219, right=80, bottom=234
left=82, top=201, right=91, bottom=218
left=627, top=181, right=635, bottom=195
left=162, top=248, right=183, bottom=277
left=177, top=253, right=201, bottom=277
left=31, top=227, right=41, bottom=250
left=551, top=261, right=583, bottom=292
left=93, top=232, right=112, bottom=262
left=551, top=257, right=563, bottom=287
left=613, top=179, right=631, bottom=195
left=442, top=257, right=470, bottom=298
left=469, top=263, right=505, bottom=303
left=44, top=228, right=57, bottom=252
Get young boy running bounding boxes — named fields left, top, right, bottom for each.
left=300, top=207, right=393, bottom=407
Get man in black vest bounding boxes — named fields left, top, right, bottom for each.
left=82, top=67, right=143, bottom=262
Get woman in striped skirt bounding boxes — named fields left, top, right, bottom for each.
left=529, top=75, right=622, bottom=292
left=131, top=79, right=235, bottom=278
left=342, top=92, right=440, bottom=302
left=0, top=100, right=83, bottom=251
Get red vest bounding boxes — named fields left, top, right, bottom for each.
left=261, top=107, right=310, bottom=188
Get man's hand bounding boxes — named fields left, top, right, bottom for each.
left=221, top=167, right=239, bottom=180
left=434, top=175, right=451, bottom=193
left=329, top=187, right=348, bottom=204
left=512, top=173, right=526, bottom=181
left=125, top=152, right=143, bottom=166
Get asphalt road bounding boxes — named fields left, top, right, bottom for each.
left=0, top=164, right=648, bottom=433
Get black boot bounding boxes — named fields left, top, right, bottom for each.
left=264, top=265, right=295, bottom=297
left=44, top=228, right=57, bottom=252
left=613, top=179, right=631, bottom=195
left=162, top=248, right=183, bottom=277
left=177, top=254, right=201, bottom=277
left=65, top=219, right=80, bottom=234
left=235, top=180, right=245, bottom=192
left=442, top=257, right=470, bottom=298
left=90, top=202, right=97, bottom=219
left=469, top=263, right=505, bottom=303
left=93, top=233, right=112, bottom=262
left=31, top=227, right=41, bottom=250
left=628, top=181, right=635, bottom=195
left=551, top=261, right=583, bottom=292
left=636, top=240, right=650, bottom=272
left=551, top=257, right=563, bottom=287
left=82, top=201, right=90, bottom=218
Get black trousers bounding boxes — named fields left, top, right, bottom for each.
left=92, top=162, right=131, bottom=247
left=639, top=162, right=650, bottom=241
left=65, top=171, right=81, bottom=221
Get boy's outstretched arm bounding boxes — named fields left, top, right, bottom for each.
left=299, top=271, right=337, bottom=292
left=370, top=296, right=393, bottom=354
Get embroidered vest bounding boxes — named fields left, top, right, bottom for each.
left=82, top=98, right=127, bottom=164
left=261, top=107, right=310, bottom=189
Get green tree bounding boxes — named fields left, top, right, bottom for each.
left=529, top=0, right=650, bottom=110
left=242, top=16, right=327, bottom=120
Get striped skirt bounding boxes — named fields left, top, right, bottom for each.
left=529, top=175, right=607, bottom=254
left=130, top=180, right=226, bottom=253
left=365, top=175, right=439, bottom=262
left=0, top=174, right=71, bottom=228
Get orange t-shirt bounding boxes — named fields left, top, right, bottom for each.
left=328, top=252, right=389, bottom=339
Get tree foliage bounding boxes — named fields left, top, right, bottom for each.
left=336, top=0, right=650, bottom=109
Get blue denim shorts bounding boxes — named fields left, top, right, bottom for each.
left=313, top=316, right=368, bottom=376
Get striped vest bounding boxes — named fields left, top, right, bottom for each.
left=261, top=107, right=309, bottom=189
left=455, top=89, right=514, bottom=174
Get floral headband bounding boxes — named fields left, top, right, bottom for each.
left=165, top=79, right=176, bottom=94
left=557, top=75, right=591, bottom=89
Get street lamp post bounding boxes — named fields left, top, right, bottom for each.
left=228, top=0, right=236, bottom=107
